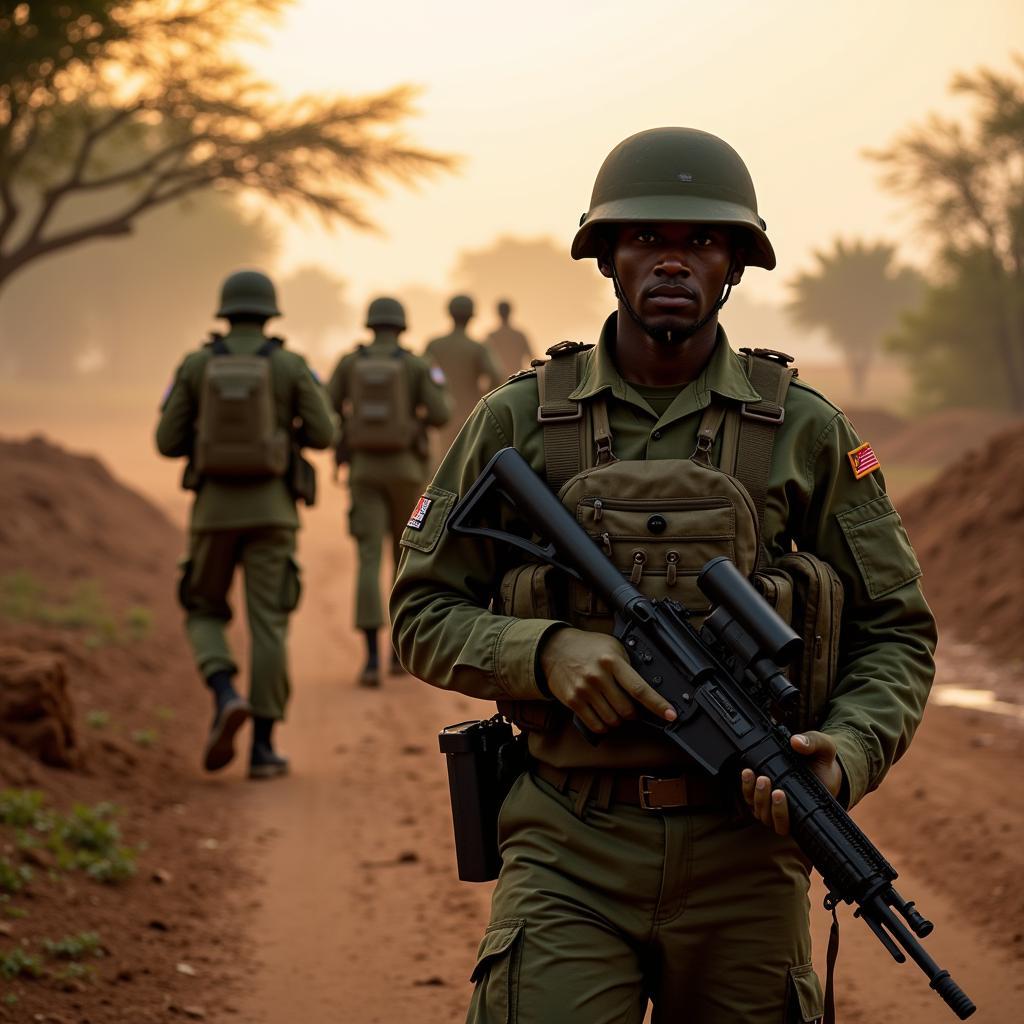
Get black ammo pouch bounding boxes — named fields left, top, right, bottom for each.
left=438, top=716, right=526, bottom=882
left=288, top=446, right=317, bottom=506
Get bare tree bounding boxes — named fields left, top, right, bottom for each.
left=0, top=0, right=454, bottom=292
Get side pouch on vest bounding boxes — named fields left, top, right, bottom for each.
left=438, top=717, right=526, bottom=882
left=494, top=564, right=567, bottom=734
left=756, top=552, right=844, bottom=731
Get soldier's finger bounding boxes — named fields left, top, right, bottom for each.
left=771, top=790, right=790, bottom=836
left=740, top=768, right=756, bottom=807
left=754, top=775, right=772, bottom=825
left=575, top=704, right=609, bottom=735
left=596, top=675, right=637, bottom=720
left=589, top=690, right=625, bottom=729
left=615, top=661, right=677, bottom=721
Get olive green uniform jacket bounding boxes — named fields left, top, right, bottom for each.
left=425, top=328, right=503, bottom=453
left=156, top=324, right=336, bottom=529
left=392, top=315, right=936, bottom=809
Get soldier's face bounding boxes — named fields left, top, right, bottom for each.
left=600, top=222, right=742, bottom=337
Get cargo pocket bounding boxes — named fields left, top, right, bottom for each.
left=400, top=485, right=456, bottom=554
left=279, top=557, right=302, bottom=612
left=786, top=962, right=824, bottom=1023
left=467, top=919, right=525, bottom=1024
left=176, top=558, right=197, bottom=611
left=836, top=495, right=921, bottom=599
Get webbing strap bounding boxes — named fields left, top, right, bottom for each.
left=537, top=344, right=588, bottom=490
left=823, top=905, right=840, bottom=1024
left=733, top=351, right=794, bottom=539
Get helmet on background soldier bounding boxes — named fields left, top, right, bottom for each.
left=216, top=270, right=282, bottom=318
left=448, top=294, right=475, bottom=320
left=571, top=128, right=775, bottom=271
left=365, top=296, right=408, bottom=330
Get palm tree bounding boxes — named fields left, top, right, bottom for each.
left=787, top=239, right=923, bottom=393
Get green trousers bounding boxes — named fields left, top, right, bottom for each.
left=348, top=477, right=424, bottom=630
left=178, top=526, right=300, bottom=720
left=467, top=772, right=824, bottom=1024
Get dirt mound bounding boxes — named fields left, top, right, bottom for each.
left=842, top=407, right=908, bottom=449
left=0, top=434, right=177, bottom=601
left=0, top=647, right=78, bottom=767
left=883, top=407, right=1018, bottom=466
left=901, top=422, right=1024, bottom=663
left=0, top=436, right=248, bottom=1022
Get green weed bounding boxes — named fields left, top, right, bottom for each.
left=124, top=604, right=153, bottom=642
left=0, top=859, right=31, bottom=895
left=53, top=961, right=95, bottom=987
left=154, top=706, right=176, bottom=722
left=0, top=790, right=45, bottom=828
left=131, top=728, right=158, bottom=749
left=85, top=709, right=111, bottom=730
left=0, top=571, right=44, bottom=620
left=42, top=932, right=104, bottom=960
left=1, top=991, right=18, bottom=1005
left=0, top=947, right=44, bottom=979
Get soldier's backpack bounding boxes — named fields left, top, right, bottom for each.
left=498, top=341, right=843, bottom=735
left=345, top=346, right=418, bottom=453
left=194, top=336, right=289, bottom=479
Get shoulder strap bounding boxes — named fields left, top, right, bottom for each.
left=536, top=341, right=591, bottom=490
left=206, top=334, right=229, bottom=356
left=727, top=347, right=796, bottom=534
left=257, top=338, right=281, bottom=357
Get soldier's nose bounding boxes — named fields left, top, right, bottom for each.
left=656, top=255, right=689, bottom=276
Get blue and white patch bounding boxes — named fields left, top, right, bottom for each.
left=406, top=495, right=433, bottom=531
left=430, top=365, right=446, bottom=386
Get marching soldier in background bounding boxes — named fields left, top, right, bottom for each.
left=156, top=269, right=335, bottom=779
left=424, top=294, right=502, bottom=460
left=328, top=297, right=450, bottom=688
left=484, top=298, right=533, bottom=378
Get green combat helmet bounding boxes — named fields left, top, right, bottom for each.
left=216, top=270, right=282, bottom=318
left=571, top=127, right=775, bottom=271
left=448, top=294, right=475, bottom=319
left=366, top=296, right=407, bottom=330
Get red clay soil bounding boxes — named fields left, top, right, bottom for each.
left=0, top=437, right=249, bottom=1023
left=880, top=407, right=1018, bottom=466
left=900, top=422, right=1024, bottom=668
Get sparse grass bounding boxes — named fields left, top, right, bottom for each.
left=1, top=991, right=18, bottom=1005
left=0, top=947, right=44, bottom=980
left=53, top=961, right=95, bottom=987
left=0, top=858, right=31, bottom=895
left=154, top=706, right=176, bottom=723
left=0, top=573, right=155, bottom=646
left=85, top=709, right=111, bottom=730
left=42, top=932, right=104, bottom=961
left=0, top=901, right=29, bottom=920
left=0, top=790, right=137, bottom=885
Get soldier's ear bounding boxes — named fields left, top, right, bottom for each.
left=596, top=237, right=615, bottom=279
left=729, top=247, right=746, bottom=286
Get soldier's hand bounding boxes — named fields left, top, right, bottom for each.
left=740, top=731, right=844, bottom=836
left=539, top=628, right=677, bottom=734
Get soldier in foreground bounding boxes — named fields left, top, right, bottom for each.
left=424, top=294, right=502, bottom=461
left=328, top=297, right=450, bottom=687
left=392, top=129, right=935, bottom=1021
left=483, top=298, right=533, bottom=378
left=157, top=270, right=335, bottom=778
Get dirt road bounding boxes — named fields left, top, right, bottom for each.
left=226, top=491, right=1022, bottom=1024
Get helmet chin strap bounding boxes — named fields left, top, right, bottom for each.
left=610, top=256, right=735, bottom=345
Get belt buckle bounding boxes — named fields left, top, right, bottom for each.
left=638, top=774, right=687, bottom=811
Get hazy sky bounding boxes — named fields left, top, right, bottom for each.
left=241, top=0, right=1024, bottom=313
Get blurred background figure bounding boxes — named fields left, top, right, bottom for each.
left=484, top=299, right=533, bottom=379
left=156, top=269, right=335, bottom=779
left=424, top=295, right=503, bottom=461
left=327, top=297, right=450, bottom=688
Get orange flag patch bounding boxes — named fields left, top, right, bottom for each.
left=847, top=442, right=881, bottom=480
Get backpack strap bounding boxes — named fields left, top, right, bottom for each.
left=536, top=341, right=592, bottom=490
left=727, top=347, right=796, bottom=537
left=257, top=338, right=281, bottom=357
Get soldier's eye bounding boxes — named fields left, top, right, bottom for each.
left=693, top=234, right=714, bottom=247
left=636, top=230, right=657, bottom=244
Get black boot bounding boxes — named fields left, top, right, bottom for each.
left=358, top=628, right=381, bottom=688
left=249, top=716, right=289, bottom=780
left=202, top=670, right=252, bottom=772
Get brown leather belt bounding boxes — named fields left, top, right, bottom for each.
left=532, top=761, right=726, bottom=812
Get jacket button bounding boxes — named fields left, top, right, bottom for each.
left=647, top=514, right=667, bottom=534
left=652, top=430, right=662, bottom=440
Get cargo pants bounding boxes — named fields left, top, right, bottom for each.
left=348, top=477, right=424, bottom=630
left=178, top=526, right=300, bottom=720
left=467, top=772, right=824, bottom=1024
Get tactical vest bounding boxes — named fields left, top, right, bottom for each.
left=498, top=341, right=843, bottom=734
left=345, top=346, right=419, bottom=454
left=194, top=336, right=289, bottom=479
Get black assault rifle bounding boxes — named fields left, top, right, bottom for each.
left=448, top=446, right=975, bottom=1020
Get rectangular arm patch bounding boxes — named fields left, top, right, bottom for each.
left=407, top=495, right=433, bottom=531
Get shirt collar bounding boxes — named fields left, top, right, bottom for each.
left=570, top=312, right=761, bottom=408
